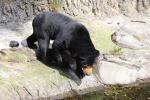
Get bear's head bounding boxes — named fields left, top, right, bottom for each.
left=77, top=50, right=99, bottom=76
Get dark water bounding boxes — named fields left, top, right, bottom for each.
left=64, top=83, right=150, bottom=100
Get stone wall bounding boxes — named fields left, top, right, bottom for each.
left=0, top=0, right=62, bottom=23
left=62, top=0, right=150, bottom=17
left=0, top=0, right=150, bottom=23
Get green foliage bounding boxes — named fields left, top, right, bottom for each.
left=0, top=49, right=27, bottom=62
left=50, top=0, right=62, bottom=11
left=76, top=18, right=124, bottom=55
left=65, top=84, right=150, bottom=100
left=80, top=92, right=104, bottom=100
left=52, top=0, right=62, bottom=5
left=104, top=85, right=150, bottom=100
left=91, top=30, right=123, bottom=55
left=0, top=48, right=36, bottom=62
left=109, top=47, right=123, bottom=55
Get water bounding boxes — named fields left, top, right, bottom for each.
left=64, top=83, right=150, bottom=100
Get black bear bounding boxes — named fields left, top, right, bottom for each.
left=21, top=12, right=99, bottom=84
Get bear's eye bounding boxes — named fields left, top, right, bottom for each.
left=83, top=65, right=92, bottom=68
left=83, top=65, right=88, bottom=68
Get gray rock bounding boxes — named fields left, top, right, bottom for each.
left=0, top=48, right=104, bottom=99
left=0, top=0, right=150, bottom=24
left=109, top=14, right=150, bottom=50
left=111, top=29, right=146, bottom=49
left=96, top=50, right=150, bottom=84
left=62, top=0, right=150, bottom=18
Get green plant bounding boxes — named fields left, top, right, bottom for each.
left=50, top=0, right=62, bottom=11
left=109, top=47, right=123, bottom=55
left=104, top=84, right=150, bottom=100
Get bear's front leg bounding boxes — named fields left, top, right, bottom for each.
left=62, top=50, right=82, bottom=85
left=68, top=67, right=82, bottom=85
left=37, top=38, right=50, bottom=64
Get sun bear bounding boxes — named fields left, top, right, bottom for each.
left=21, top=12, right=99, bottom=85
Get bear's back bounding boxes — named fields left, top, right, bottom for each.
left=33, top=12, right=74, bottom=27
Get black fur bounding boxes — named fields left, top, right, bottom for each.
left=21, top=12, right=99, bottom=84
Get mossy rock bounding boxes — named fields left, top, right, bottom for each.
left=75, top=17, right=124, bottom=54
left=0, top=48, right=71, bottom=99
left=0, top=48, right=103, bottom=99
left=0, top=48, right=36, bottom=62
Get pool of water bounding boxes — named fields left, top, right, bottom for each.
left=64, top=83, right=150, bottom=100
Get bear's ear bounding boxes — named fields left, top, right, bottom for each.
left=94, top=50, right=99, bottom=57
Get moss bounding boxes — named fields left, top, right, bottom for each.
left=67, top=84, right=150, bottom=100
left=91, top=29, right=122, bottom=54
left=104, top=84, right=150, bottom=100
left=27, top=61, right=67, bottom=82
left=0, top=48, right=37, bottom=63
left=0, top=49, right=27, bottom=62
left=49, top=0, right=62, bottom=11
left=109, top=47, right=124, bottom=55
left=78, top=18, right=124, bottom=54
left=0, top=60, right=68, bottom=92
left=1, top=48, right=67, bottom=79
left=25, top=61, right=54, bottom=76
left=80, top=91, right=104, bottom=100
left=65, top=91, right=104, bottom=100
left=0, top=48, right=69, bottom=92
left=10, top=60, right=67, bottom=85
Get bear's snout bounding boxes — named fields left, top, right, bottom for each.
left=82, top=65, right=93, bottom=76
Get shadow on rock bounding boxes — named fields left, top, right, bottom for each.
left=35, top=49, right=82, bottom=85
